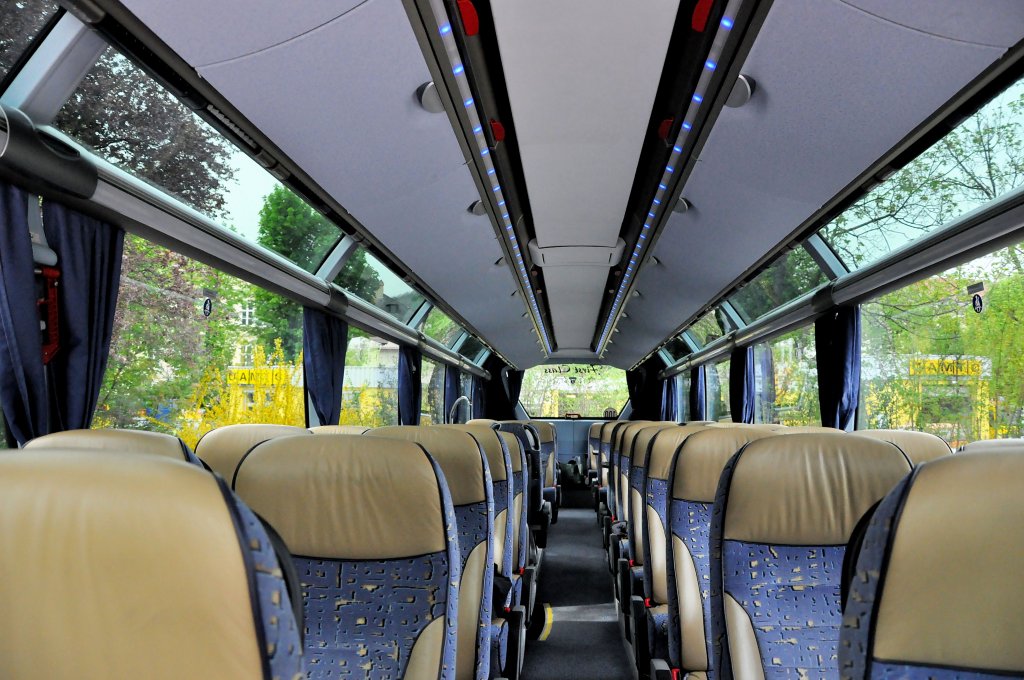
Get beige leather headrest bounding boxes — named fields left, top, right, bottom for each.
left=234, top=435, right=446, bottom=560
left=600, top=420, right=619, bottom=445
left=467, top=418, right=497, bottom=426
left=723, top=433, right=911, bottom=544
left=195, top=423, right=310, bottom=480
left=368, top=426, right=487, bottom=505
left=589, top=422, right=603, bottom=437
left=647, top=425, right=710, bottom=480
left=782, top=425, right=843, bottom=433
left=0, top=451, right=264, bottom=678
left=617, top=421, right=653, bottom=459
left=528, top=421, right=555, bottom=444
left=672, top=428, right=779, bottom=502
left=853, top=429, right=951, bottom=464
left=24, top=429, right=189, bottom=461
left=309, top=425, right=370, bottom=435
left=708, top=422, right=786, bottom=432
left=497, top=431, right=524, bottom=473
left=632, top=423, right=680, bottom=469
left=436, top=424, right=509, bottom=482
left=958, top=438, right=1024, bottom=454
left=873, top=451, right=1024, bottom=672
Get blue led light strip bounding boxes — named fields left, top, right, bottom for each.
left=431, top=10, right=553, bottom=356
left=596, top=2, right=743, bottom=357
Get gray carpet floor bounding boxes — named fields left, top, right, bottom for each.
left=521, top=490, right=635, bottom=680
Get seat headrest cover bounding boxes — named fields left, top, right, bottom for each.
left=196, top=423, right=310, bottom=479
left=24, top=428, right=189, bottom=461
left=958, top=438, right=1024, bottom=454
left=780, top=425, right=842, bottom=433
left=368, top=427, right=487, bottom=506
left=496, top=431, right=524, bottom=473
left=526, top=421, right=555, bottom=443
left=617, top=421, right=653, bottom=457
left=632, top=423, right=679, bottom=468
left=672, top=428, right=778, bottom=503
left=600, top=420, right=619, bottom=444
left=723, top=434, right=911, bottom=545
left=647, top=425, right=709, bottom=480
left=467, top=418, right=497, bottom=427
left=309, top=425, right=370, bottom=435
left=234, top=435, right=446, bottom=559
left=589, top=422, right=603, bottom=437
left=852, top=429, right=951, bottom=464
left=871, top=451, right=1024, bottom=671
left=0, top=451, right=264, bottom=678
left=436, top=424, right=509, bottom=481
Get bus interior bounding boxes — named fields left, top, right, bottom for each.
left=1, top=0, right=1023, bottom=678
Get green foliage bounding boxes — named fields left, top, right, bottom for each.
left=520, top=364, right=629, bottom=418
left=334, top=248, right=386, bottom=302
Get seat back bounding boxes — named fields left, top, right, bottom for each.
left=308, top=425, right=370, bottom=434
left=853, top=428, right=952, bottom=464
left=710, top=433, right=912, bottom=679
left=234, top=434, right=460, bottom=680
left=0, top=450, right=302, bottom=679
left=195, top=423, right=310, bottom=480
left=527, top=420, right=557, bottom=486
left=958, top=437, right=1024, bottom=453
left=24, top=428, right=203, bottom=466
left=588, top=422, right=603, bottom=472
left=497, top=421, right=542, bottom=515
left=606, top=421, right=632, bottom=516
left=498, top=430, right=530, bottom=574
left=628, top=424, right=679, bottom=567
left=841, top=450, right=1024, bottom=679
left=440, top=424, right=515, bottom=578
left=599, top=421, right=619, bottom=488
left=369, top=427, right=494, bottom=680
left=665, top=427, right=778, bottom=673
left=615, top=421, right=653, bottom=526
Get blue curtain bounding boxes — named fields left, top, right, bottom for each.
left=443, top=364, right=461, bottom=423
left=472, top=373, right=486, bottom=422
left=626, top=356, right=662, bottom=420
left=42, top=201, right=124, bottom=432
left=302, top=307, right=348, bottom=426
left=728, top=346, right=755, bottom=424
left=506, top=367, right=524, bottom=410
left=0, top=184, right=46, bottom=445
left=398, top=344, right=422, bottom=425
left=481, top=353, right=516, bottom=420
left=689, top=365, right=706, bottom=421
left=660, top=375, right=677, bottom=421
left=816, top=306, right=861, bottom=431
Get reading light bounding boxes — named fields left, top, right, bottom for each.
left=726, top=75, right=756, bottom=108
left=416, top=82, right=444, bottom=113
left=674, top=197, right=691, bottom=214
left=468, top=200, right=486, bottom=216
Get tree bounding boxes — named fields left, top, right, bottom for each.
left=0, top=0, right=58, bottom=77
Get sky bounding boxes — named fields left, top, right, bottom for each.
left=218, top=149, right=280, bottom=241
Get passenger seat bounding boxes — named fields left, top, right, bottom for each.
left=840, top=450, right=1024, bottom=679
left=308, top=424, right=371, bottom=434
left=234, top=434, right=460, bottom=679
left=194, top=423, right=310, bottom=479
left=852, top=428, right=952, bottom=464
left=709, top=433, right=911, bottom=678
left=23, top=428, right=204, bottom=466
left=0, top=449, right=303, bottom=679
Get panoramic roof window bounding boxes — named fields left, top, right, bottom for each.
left=421, top=307, right=462, bottom=346
left=52, top=47, right=341, bottom=272
left=0, top=0, right=58, bottom=84
left=662, top=335, right=692, bottom=361
left=820, top=77, right=1024, bottom=270
left=334, top=248, right=425, bottom=323
left=727, top=246, right=827, bottom=323
left=457, top=335, right=488, bottom=364
left=688, top=307, right=736, bottom=348
left=520, top=364, right=628, bottom=418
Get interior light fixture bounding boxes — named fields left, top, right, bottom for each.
left=468, top=200, right=486, bottom=216
left=416, top=82, right=444, bottom=113
left=674, top=197, right=691, bottom=214
left=725, top=74, right=756, bottom=108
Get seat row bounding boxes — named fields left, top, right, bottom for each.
left=5, top=419, right=561, bottom=680
left=585, top=420, right=1023, bottom=679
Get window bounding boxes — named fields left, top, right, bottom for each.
left=662, top=335, right=692, bottom=361
left=675, top=372, right=690, bottom=423
left=859, top=241, right=1024, bottom=446
left=0, top=0, right=59, bottom=83
left=341, top=332, right=399, bottom=427
left=335, top=248, right=425, bottom=323
left=421, top=308, right=462, bottom=346
left=53, top=47, right=341, bottom=272
left=94, top=235, right=304, bottom=448
left=456, top=371, right=475, bottom=422
left=239, top=301, right=256, bottom=326
left=520, top=364, right=628, bottom=418
left=706, top=359, right=731, bottom=422
left=457, top=335, right=487, bottom=364
left=421, top=359, right=445, bottom=425
left=820, top=77, right=1024, bottom=270
left=753, top=326, right=820, bottom=425
left=688, top=307, right=736, bottom=348
left=728, top=246, right=827, bottom=323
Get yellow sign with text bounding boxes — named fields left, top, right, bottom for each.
left=908, top=358, right=982, bottom=377
left=227, top=367, right=293, bottom=386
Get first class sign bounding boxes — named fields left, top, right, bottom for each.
left=542, top=365, right=602, bottom=375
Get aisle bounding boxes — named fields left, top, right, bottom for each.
left=522, top=490, right=635, bottom=680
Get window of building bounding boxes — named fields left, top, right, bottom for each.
left=819, top=77, right=1024, bottom=271
left=520, top=364, right=628, bottom=418
left=94, top=234, right=304, bottom=448
left=421, top=308, right=462, bottom=346
left=334, top=248, right=425, bottom=324
left=341, top=332, right=399, bottom=427
left=859, top=241, right=1024, bottom=446
left=52, top=47, right=341, bottom=272
left=753, top=326, right=820, bottom=426
left=706, top=359, right=731, bottom=422
left=0, top=0, right=59, bottom=84
left=239, top=301, right=256, bottom=327
left=727, top=246, right=827, bottom=323
left=421, top=358, right=445, bottom=425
